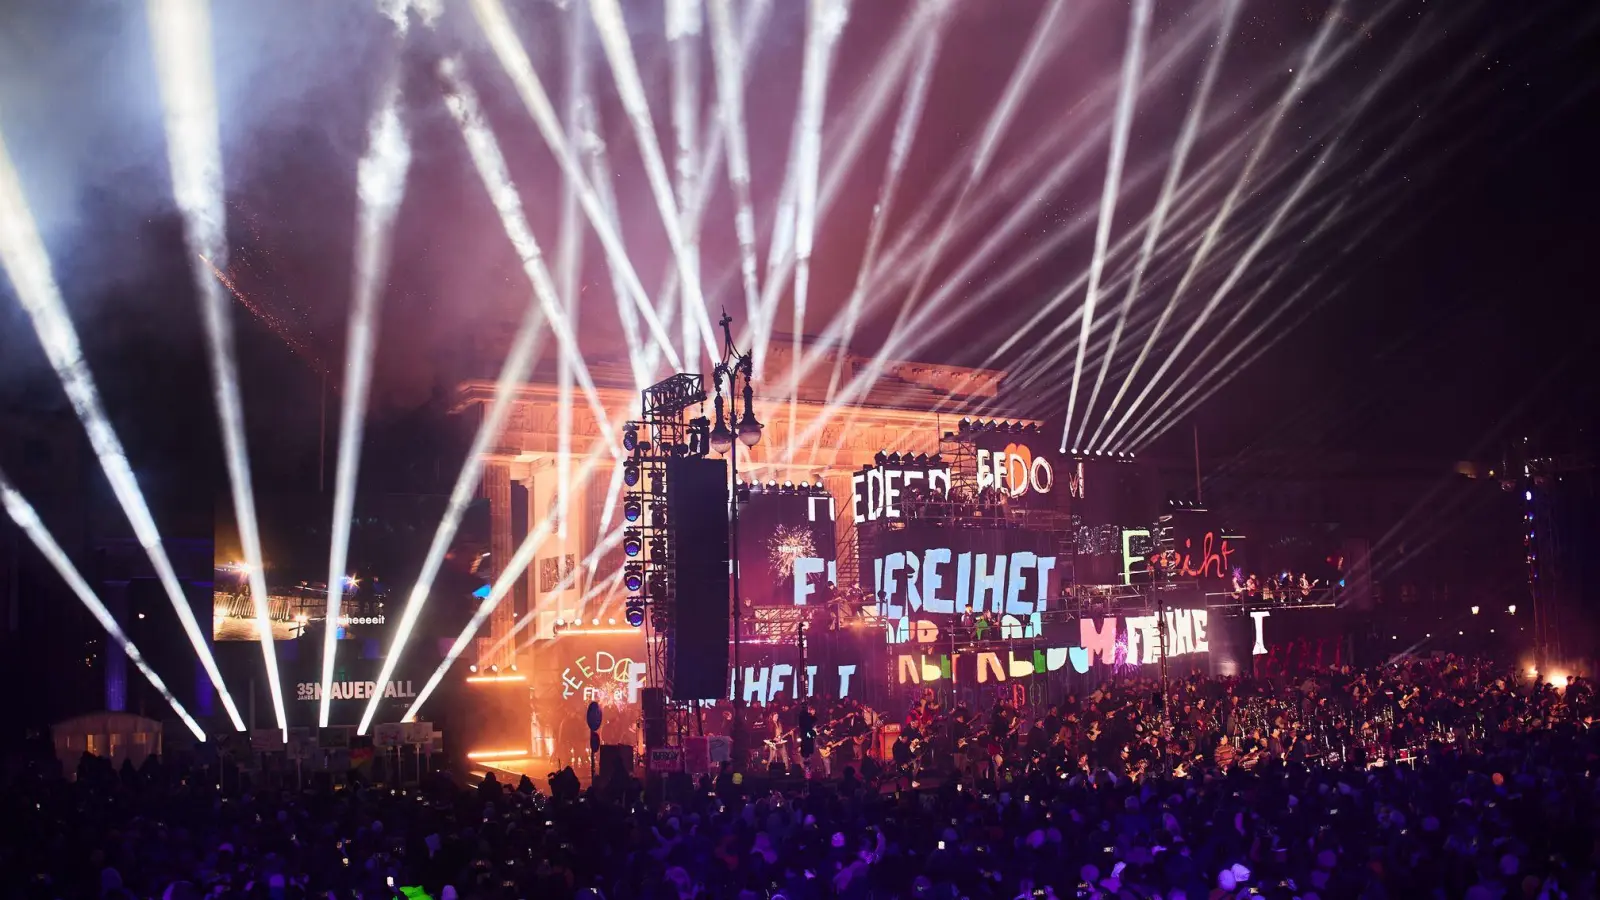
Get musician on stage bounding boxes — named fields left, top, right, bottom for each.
left=764, top=708, right=793, bottom=769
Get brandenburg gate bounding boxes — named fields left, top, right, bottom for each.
left=454, top=341, right=1016, bottom=668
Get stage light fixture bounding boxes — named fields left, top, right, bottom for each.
left=650, top=502, right=667, bottom=524
left=624, top=529, right=642, bottom=557
left=688, top=416, right=710, bottom=456
left=623, top=461, right=640, bottom=486
left=649, top=536, right=667, bottom=559
left=647, top=573, right=667, bottom=597
left=468, top=664, right=478, bottom=673
left=875, top=450, right=888, bottom=466
left=624, top=563, right=644, bottom=592
left=623, top=424, right=638, bottom=452
left=625, top=598, right=646, bottom=627
left=624, top=495, right=642, bottom=522
left=959, top=417, right=970, bottom=432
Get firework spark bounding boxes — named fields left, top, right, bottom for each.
left=202, top=254, right=327, bottom=375
left=769, top=525, right=817, bottom=580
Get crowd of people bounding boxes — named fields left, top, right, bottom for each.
left=4, top=656, right=1599, bottom=900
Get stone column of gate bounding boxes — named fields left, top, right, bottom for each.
left=518, top=472, right=536, bottom=664
left=481, top=461, right=514, bottom=669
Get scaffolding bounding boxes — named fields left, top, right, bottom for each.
left=623, top=373, right=709, bottom=711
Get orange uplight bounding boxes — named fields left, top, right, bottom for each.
left=466, top=749, right=531, bottom=760
left=465, top=674, right=528, bottom=684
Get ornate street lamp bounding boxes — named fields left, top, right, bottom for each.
left=711, top=311, right=761, bottom=768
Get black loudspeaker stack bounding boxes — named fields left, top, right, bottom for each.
left=641, top=686, right=667, bottom=748
left=597, top=744, right=635, bottom=783
left=664, top=457, right=730, bottom=700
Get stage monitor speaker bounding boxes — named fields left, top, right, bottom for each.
left=598, top=744, right=635, bottom=784
left=665, top=456, right=730, bottom=700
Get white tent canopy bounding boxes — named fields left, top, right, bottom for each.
left=53, top=711, right=163, bottom=778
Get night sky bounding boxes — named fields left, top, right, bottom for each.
left=2, top=0, right=1597, bottom=513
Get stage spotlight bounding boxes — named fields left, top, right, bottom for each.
left=488, top=665, right=499, bottom=674
left=625, top=598, right=646, bottom=627
left=959, top=417, right=970, bottom=432
left=624, top=563, right=643, bottom=592
left=649, top=502, right=667, bottom=524
left=624, top=529, right=642, bottom=557
left=875, top=450, right=888, bottom=466
left=468, top=664, right=478, bottom=673
left=649, top=536, right=667, bottom=559
left=647, top=573, right=667, bottom=597
left=888, top=453, right=902, bottom=466
left=623, top=461, right=640, bottom=486
left=637, top=441, right=652, bottom=456
left=624, top=495, right=642, bottom=522
left=688, top=416, right=710, bottom=456
left=623, top=424, right=638, bottom=452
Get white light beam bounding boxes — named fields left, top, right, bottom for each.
left=1093, top=7, right=1349, bottom=449
left=706, top=0, right=763, bottom=321
left=320, top=72, right=412, bottom=729
left=587, top=0, right=720, bottom=359
left=1079, top=0, right=1239, bottom=452
left=470, top=0, right=683, bottom=370
left=403, top=438, right=613, bottom=722
left=824, top=24, right=944, bottom=409
left=787, top=0, right=852, bottom=445
left=1, top=469, right=207, bottom=741
left=438, top=57, right=617, bottom=453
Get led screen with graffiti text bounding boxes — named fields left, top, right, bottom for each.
left=970, top=431, right=1080, bottom=512
left=737, top=489, right=837, bottom=607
